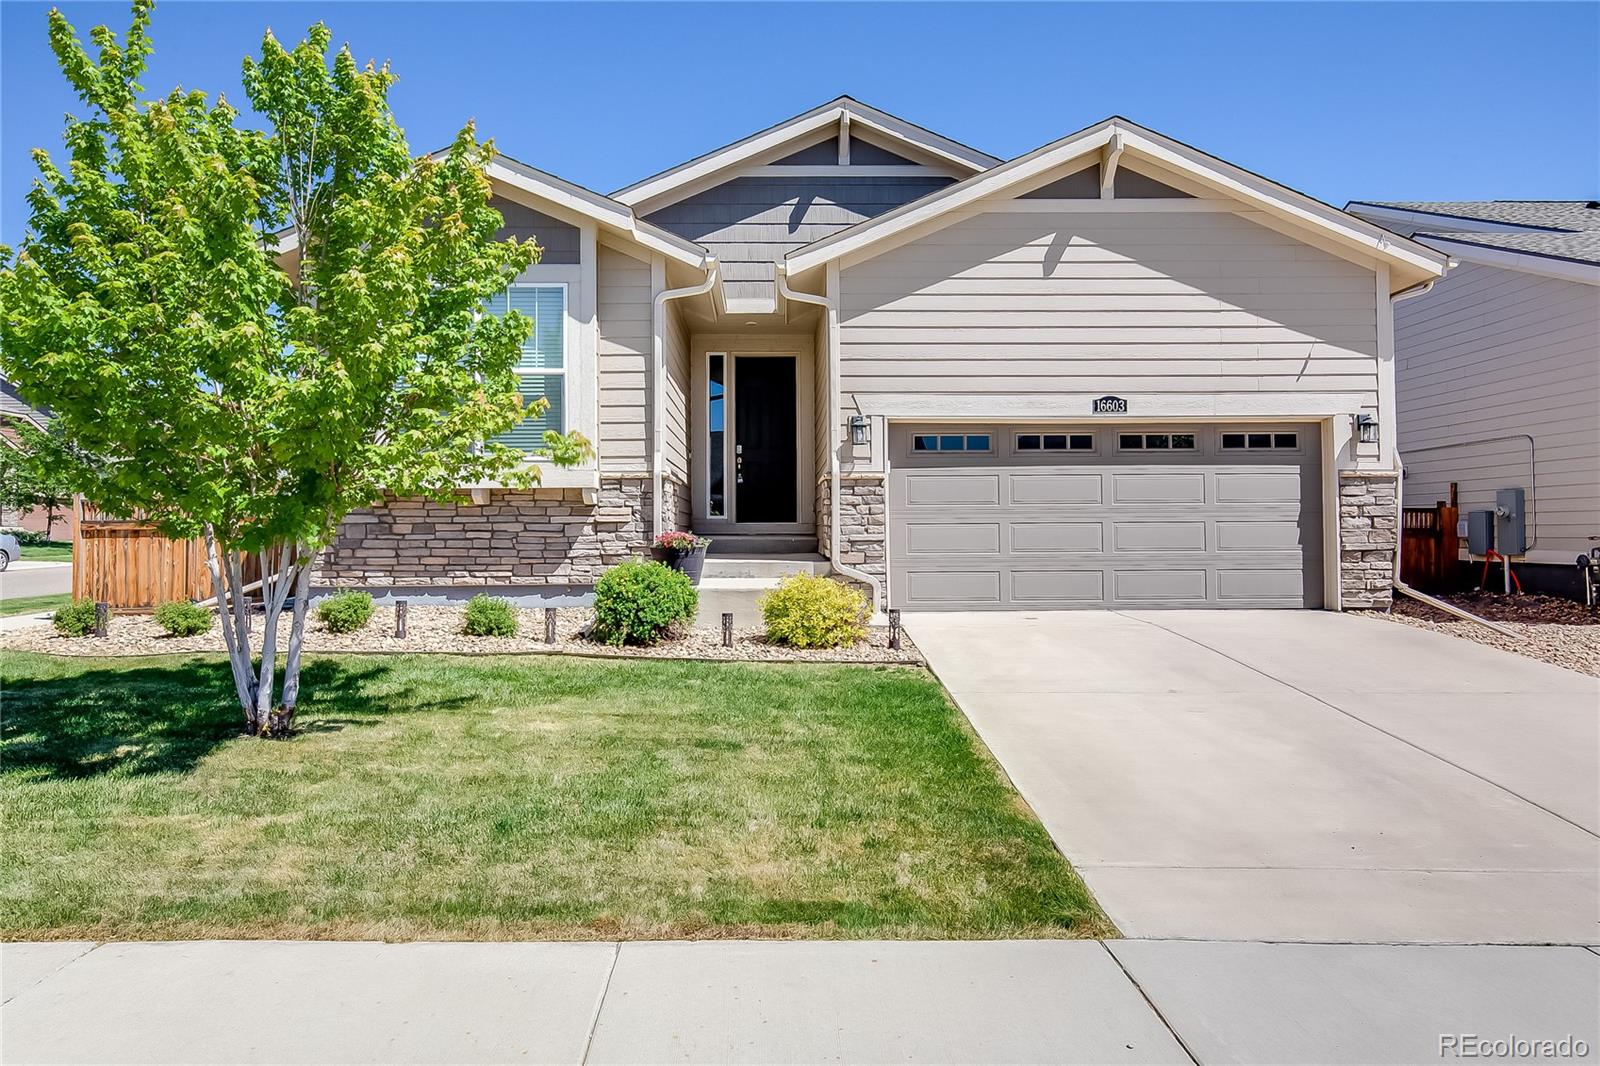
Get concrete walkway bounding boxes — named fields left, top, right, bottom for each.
left=908, top=610, right=1600, bottom=944
left=3, top=939, right=1595, bottom=1064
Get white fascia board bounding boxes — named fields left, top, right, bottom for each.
left=1413, top=235, right=1600, bottom=285
left=856, top=394, right=1367, bottom=420
left=611, top=98, right=997, bottom=209
left=1345, top=202, right=1570, bottom=235
left=787, top=119, right=1450, bottom=289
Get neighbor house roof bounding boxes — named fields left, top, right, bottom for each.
left=610, top=96, right=1000, bottom=210
left=1346, top=200, right=1600, bottom=271
left=786, top=117, right=1450, bottom=293
left=0, top=377, right=50, bottom=437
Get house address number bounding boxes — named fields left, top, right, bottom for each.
left=1092, top=395, right=1128, bottom=414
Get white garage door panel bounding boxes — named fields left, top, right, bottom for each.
left=889, top=423, right=1324, bottom=610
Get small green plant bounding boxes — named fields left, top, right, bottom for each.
left=153, top=600, right=212, bottom=637
left=464, top=594, right=518, bottom=637
left=591, top=560, right=697, bottom=646
left=317, top=590, right=375, bottom=633
left=52, top=599, right=98, bottom=637
left=761, top=574, right=870, bottom=649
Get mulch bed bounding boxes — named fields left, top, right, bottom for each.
left=0, top=604, right=922, bottom=665
left=1362, top=591, right=1600, bottom=678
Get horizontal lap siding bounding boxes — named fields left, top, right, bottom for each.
left=1392, top=261, right=1600, bottom=555
left=839, top=208, right=1380, bottom=431
left=597, top=247, right=651, bottom=468
left=646, top=175, right=953, bottom=303
left=664, top=303, right=690, bottom=484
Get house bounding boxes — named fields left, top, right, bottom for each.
left=0, top=375, right=76, bottom=540
left=1345, top=201, right=1600, bottom=597
left=313, top=97, right=1449, bottom=612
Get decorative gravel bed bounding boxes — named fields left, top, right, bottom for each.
left=1361, top=592, right=1600, bottom=678
left=0, top=604, right=922, bottom=664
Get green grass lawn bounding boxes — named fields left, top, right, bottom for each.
left=21, top=541, right=72, bottom=562
left=0, top=593, right=70, bottom=618
left=0, top=652, right=1109, bottom=942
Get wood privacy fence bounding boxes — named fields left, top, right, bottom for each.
left=1399, top=499, right=1460, bottom=593
left=71, top=498, right=212, bottom=612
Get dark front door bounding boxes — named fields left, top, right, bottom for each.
left=734, top=356, right=797, bottom=523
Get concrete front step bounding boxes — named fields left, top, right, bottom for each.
left=701, top=553, right=830, bottom=580
left=705, top=534, right=818, bottom=556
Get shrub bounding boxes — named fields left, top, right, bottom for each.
left=317, top=590, right=374, bottom=633
left=153, top=600, right=212, bottom=636
left=464, top=594, right=518, bottom=637
left=591, top=560, right=697, bottom=646
left=52, top=599, right=98, bottom=637
left=0, top=526, right=53, bottom=547
left=761, top=575, right=869, bottom=649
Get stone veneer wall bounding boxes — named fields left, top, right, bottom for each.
left=835, top=475, right=887, bottom=584
left=316, top=477, right=652, bottom=589
left=1339, top=470, right=1398, bottom=609
left=815, top=476, right=833, bottom=558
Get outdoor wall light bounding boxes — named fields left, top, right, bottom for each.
left=849, top=414, right=870, bottom=446
left=1355, top=414, right=1379, bottom=445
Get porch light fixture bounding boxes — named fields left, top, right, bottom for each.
left=849, top=415, right=870, bottom=446
left=1355, top=413, right=1379, bottom=445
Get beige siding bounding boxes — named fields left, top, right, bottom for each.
left=664, top=301, right=691, bottom=484
left=1392, top=261, right=1600, bottom=558
left=596, top=246, right=652, bottom=469
left=838, top=208, right=1381, bottom=441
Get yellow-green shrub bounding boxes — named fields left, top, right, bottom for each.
left=760, top=574, right=869, bottom=649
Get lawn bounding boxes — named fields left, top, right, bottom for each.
left=21, top=541, right=72, bottom=562
left=0, top=593, right=69, bottom=618
left=0, top=652, right=1109, bottom=942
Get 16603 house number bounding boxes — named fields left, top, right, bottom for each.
left=1092, top=395, right=1128, bottom=414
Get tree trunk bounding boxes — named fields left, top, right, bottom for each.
left=276, top=548, right=316, bottom=731
left=204, top=525, right=257, bottom=724
left=44, top=503, right=57, bottom=541
left=253, top=544, right=294, bottom=731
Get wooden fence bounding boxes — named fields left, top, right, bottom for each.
left=1399, top=498, right=1460, bottom=593
left=71, top=498, right=212, bottom=612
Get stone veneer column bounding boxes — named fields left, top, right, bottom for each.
left=836, top=476, right=887, bottom=583
left=1338, top=470, right=1398, bottom=608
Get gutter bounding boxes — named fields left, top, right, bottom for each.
left=650, top=259, right=719, bottom=538
left=776, top=264, right=887, bottom=617
left=1384, top=274, right=1519, bottom=639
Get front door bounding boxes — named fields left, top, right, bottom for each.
left=734, top=356, right=797, bottom=523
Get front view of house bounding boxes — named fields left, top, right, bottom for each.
left=314, top=98, right=1448, bottom=612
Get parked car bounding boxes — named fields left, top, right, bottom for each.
left=0, top=531, right=18, bottom=571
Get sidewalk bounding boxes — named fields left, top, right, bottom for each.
left=4, top=939, right=1596, bottom=1064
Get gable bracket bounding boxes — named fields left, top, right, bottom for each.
left=1100, top=131, right=1125, bottom=199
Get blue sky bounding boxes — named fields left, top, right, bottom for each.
left=3, top=1, right=1597, bottom=246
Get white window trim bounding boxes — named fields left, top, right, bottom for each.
left=505, top=279, right=569, bottom=441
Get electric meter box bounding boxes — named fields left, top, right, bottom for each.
left=1495, top=487, right=1527, bottom=556
left=1467, top=510, right=1495, bottom=556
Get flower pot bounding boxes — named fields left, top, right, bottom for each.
left=652, top=544, right=708, bottom=585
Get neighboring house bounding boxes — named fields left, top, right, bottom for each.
left=310, top=97, right=1447, bottom=612
left=0, top=375, right=76, bottom=540
left=1346, top=201, right=1600, bottom=596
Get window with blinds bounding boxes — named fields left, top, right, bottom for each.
left=484, top=284, right=565, bottom=451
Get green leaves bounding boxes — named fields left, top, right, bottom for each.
left=0, top=1, right=550, bottom=557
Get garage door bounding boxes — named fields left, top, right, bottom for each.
left=888, top=424, right=1324, bottom=610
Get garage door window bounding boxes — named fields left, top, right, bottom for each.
left=913, top=433, right=992, bottom=453
left=1119, top=432, right=1196, bottom=451
left=1222, top=432, right=1299, bottom=451
left=1016, top=432, right=1094, bottom=452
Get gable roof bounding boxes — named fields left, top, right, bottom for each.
left=610, top=96, right=1000, bottom=210
left=0, top=377, right=50, bottom=432
left=785, top=116, right=1450, bottom=293
left=1347, top=200, right=1600, bottom=271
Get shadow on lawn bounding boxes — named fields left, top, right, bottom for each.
left=2, top=657, right=464, bottom=780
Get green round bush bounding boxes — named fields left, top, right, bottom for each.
left=317, top=590, right=375, bottom=634
left=760, top=574, right=869, bottom=649
left=153, top=599, right=213, bottom=637
left=464, top=594, right=518, bottom=637
left=591, top=560, right=697, bottom=646
left=52, top=599, right=98, bottom=637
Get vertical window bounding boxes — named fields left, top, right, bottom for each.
left=486, top=285, right=566, bottom=451
left=708, top=355, right=726, bottom=517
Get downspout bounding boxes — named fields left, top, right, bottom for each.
left=1383, top=274, right=1518, bottom=638
left=650, top=258, right=719, bottom=538
left=777, top=263, right=886, bottom=617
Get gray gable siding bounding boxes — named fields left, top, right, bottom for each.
left=491, top=196, right=580, bottom=265
left=771, top=134, right=921, bottom=167
left=1020, top=164, right=1192, bottom=200
left=645, top=175, right=954, bottom=302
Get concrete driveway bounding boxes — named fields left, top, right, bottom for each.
left=0, top=560, right=71, bottom=599
left=908, top=609, right=1600, bottom=944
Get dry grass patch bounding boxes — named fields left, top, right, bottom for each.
left=0, top=651, right=1109, bottom=941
